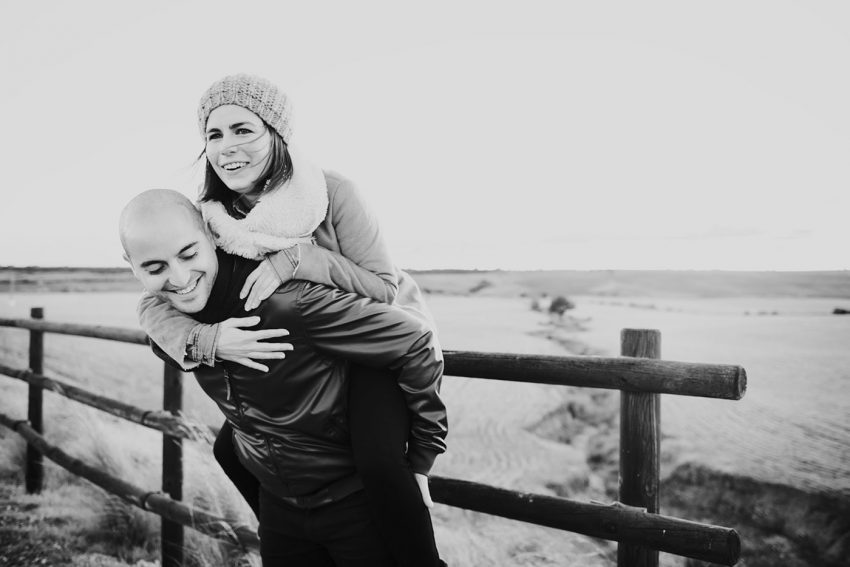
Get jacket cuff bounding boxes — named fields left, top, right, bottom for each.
left=407, top=444, right=440, bottom=476
left=186, top=323, right=220, bottom=367
left=197, top=323, right=221, bottom=367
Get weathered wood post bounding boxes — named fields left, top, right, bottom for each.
left=161, top=363, right=184, bottom=567
left=618, top=329, right=661, bottom=567
left=25, top=307, right=44, bottom=494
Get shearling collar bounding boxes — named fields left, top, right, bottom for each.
left=200, top=148, right=329, bottom=260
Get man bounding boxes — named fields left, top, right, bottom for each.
left=119, top=189, right=447, bottom=566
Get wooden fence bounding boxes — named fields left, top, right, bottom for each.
left=0, top=308, right=746, bottom=566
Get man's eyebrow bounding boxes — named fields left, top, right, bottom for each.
left=139, top=243, right=198, bottom=268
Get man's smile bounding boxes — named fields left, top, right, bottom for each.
left=168, top=274, right=202, bottom=296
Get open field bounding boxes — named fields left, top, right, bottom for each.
left=3, top=266, right=850, bottom=299
left=1, top=269, right=849, bottom=566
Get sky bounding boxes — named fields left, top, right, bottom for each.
left=1, top=0, right=848, bottom=271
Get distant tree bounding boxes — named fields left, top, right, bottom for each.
left=549, top=295, right=575, bottom=318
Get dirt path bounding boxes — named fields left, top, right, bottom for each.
left=426, top=296, right=613, bottom=566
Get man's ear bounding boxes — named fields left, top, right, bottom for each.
left=122, top=252, right=138, bottom=277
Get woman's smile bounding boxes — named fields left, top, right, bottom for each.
left=221, top=161, right=249, bottom=172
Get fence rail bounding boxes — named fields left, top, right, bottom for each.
left=0, top=310, right=746, bottom=566
left=0, top=317, right=747, bottom=399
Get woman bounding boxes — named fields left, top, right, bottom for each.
left=138, top=74, right=445, bottom=567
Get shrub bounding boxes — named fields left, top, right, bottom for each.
left=549, top=296, right=575, bottom=317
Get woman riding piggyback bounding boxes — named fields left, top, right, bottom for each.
left=137, top=74, right=447, bottom=566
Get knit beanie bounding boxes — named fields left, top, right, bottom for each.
left=197, top=74, right=293, bottom=143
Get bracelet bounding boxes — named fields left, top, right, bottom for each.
left=283, top=245, right=301, bottom=279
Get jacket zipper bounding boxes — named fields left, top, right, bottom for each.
left=223, top=368, right=232, bottom=401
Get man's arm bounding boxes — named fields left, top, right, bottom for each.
left=296, top=283, right=447, bottom=476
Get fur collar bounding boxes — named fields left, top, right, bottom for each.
left=200, top=148, right=329, bottom=260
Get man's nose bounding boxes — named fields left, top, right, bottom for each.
left=169, top=263, right=192, bottom=288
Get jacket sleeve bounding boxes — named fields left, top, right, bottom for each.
left=150, top=339, right=187, bottom=371
left=297, top=284, right=447, bottom=475
left=267, top=174, right=399, bottom=304
left=137, top=292, right=202, bottom=371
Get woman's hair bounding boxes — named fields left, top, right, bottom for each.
left=198, top=121, right=294, bottom=209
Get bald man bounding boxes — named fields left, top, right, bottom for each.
left=120, top=189, right=447, bottom=567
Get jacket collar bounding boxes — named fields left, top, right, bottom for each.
left=194, top=250, right=259, bottom=324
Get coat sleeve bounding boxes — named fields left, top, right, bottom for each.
left=267, top=174, right=399, bottom=303
left=296, top=284, right=447, bottom=475
left=137, top=292, right=202, bottom=371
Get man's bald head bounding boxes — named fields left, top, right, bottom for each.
left=120, top=189, right=219, bottom=314
left=119, top=189, right=208, bottom=256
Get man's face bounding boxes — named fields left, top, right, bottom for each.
left=124, top=208, right=219, bottom=314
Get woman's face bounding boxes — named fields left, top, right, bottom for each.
left=204, top=105, right=272, bottom=196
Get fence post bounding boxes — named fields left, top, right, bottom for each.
left=25, top=307, right=44, bottom=494
left=618, top=329, right=661, bottom=567
left=161, top=363, right=184, bottom=567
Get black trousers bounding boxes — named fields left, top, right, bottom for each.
left=213, top=365, right=442, bottom=567
left=258, top=487, right=394, bottom=566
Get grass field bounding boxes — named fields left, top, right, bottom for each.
left=1, top=269, right=849, bottom=566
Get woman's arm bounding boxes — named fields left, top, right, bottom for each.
left=138, top=293, right=293, bottom=372
left=266, top=173, right=400, bottom=304
left=137, top=292, right=205, bottom=370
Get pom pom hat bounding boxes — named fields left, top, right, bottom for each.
left=197, top=74, right=293, bottom=143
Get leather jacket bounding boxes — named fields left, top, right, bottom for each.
left=159, top=250, right=447, bottom=503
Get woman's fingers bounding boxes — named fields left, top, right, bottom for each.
left=221, top=316, right=262, bottom=329
left=240, top=267, right=262, bottom=299
left=244, top=263, right=283, bottom=311
left=253, top=328, right=290, bottom=340
left=259, top=279, right=279, bottom=301
left=233, top=357, right=269, bottom=373
left=247, top=280, right=280, bottom=310
left=245, top=351, right=288, bottom=360
left=246, top=342, right=293, bottom=353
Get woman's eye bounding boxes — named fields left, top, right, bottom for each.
left=206, top=132, right=221, bottom=141
left=236, top=128, right=252, bottom=135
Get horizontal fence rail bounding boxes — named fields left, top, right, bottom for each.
left=0, top=315, right=744, bottom=566
left=0, top=318, right=147, bottom=345
left=0, top=363, right=215, bottom=442
left=443, top=350, right=746, bottom=400
left=0, top=412, right=259, bottom=553
left=429, top=477, right=740, bottom=565
left=0, top=407, right=740, bottom=565
left=0, top=318, right=746, bottom=399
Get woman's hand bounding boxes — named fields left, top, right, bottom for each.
left=215, top=316, right=293, bottom=372
left=241, top=259, right=285, bottom=311
left=414, top=473, right=434, bottom=508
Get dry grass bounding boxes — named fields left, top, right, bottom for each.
left=2, top=271, right=849, bottom=566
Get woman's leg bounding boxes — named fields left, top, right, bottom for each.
left=213, top=420, right=260, bottom=516
left=347, top=364, right=442, bottom=567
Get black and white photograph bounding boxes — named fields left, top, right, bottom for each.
left=0, top=1, right=848, bottom=566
